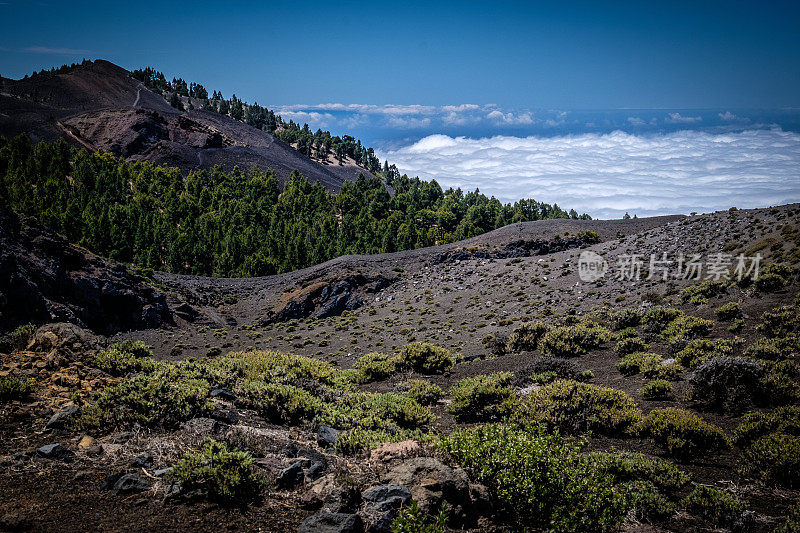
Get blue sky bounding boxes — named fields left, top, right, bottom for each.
left=2, top=1, right=799, bottom=217
left=1, top=0, right=799, bottom=111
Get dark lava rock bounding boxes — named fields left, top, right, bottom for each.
left=211, top=387, right=237, bottom=400
left=45, top=404, right=79, bottom=430
left=210, top=407, right=239, bottom=425
left=130, top=453, right=153, bottom=468
left=361, top=484, right=412, bottom=532
left=306, top=461, right=327, bottom=482
left=271, top=275, right=393, bottom=323
left=35, top=443, right=74, bottom=461
left=112, top=473, right=151, bottom=494
left=297, top=512, right=364, bottom=533
left=0, top=200, right=172, bottom=334
left=317, top=426, right=340, bottom=448
left=277, top=461, right=305, bottom=488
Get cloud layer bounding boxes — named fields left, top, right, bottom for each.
left=379, top=129, right=800, bottom=219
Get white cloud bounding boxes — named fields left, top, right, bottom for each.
left=627, top=116, right=646, bottom=126
left=379, top=129, right=800, bottom=219
left=666, top=112, right=702, bottom=124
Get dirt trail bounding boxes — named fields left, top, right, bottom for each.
left=133, top=86, right=142, bottom=108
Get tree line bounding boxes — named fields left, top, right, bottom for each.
left=131, top=67, right=383, bottom=173
left=0, top=136, right=589, bottom=277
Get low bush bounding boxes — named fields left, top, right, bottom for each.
left=715, top=302, right=741, bottom=321
left=539, top=324, right=610, bottom=358
left=743, top=337, right=784, bottom=360
left=93, top=340, right=157, bottom=376
left=617, top=352, right=663, bottom=377
left=169, top=439, right=265, bottom=504
left=615, top=337, right=650, bottom=356
left=615, top=327, right=639, bottom=340
left=739, top=433, right=800, bottom=488
left=637, top=408, right=730, bottom=460
left=755, top=262, right=793, bottom=293
left=437, top=424, right=630, bottom=532
left=661, top=315, right=713, bottom=343
left=10, top=323, right=35, bottom=350
left=642, top=307, right=683, bottom=332
left=353, top=352, right=404, bottom=383
left=390, top=500, right=448, bottom=533
left=334, top=427, right=429, bottom=455
left=610, top=308, right=641, bottom=330
left=588, top=451, right=690, bottom=522
left=760, top=359, right=800, bottom=405
left=481, top=333, right=508, bottom=357
left=680, top=280, right=729, bottom=305
left=398, top=342, right=457, bottom=374
left=775, top=501, right=800, bottom=533
left=655, top=363, right=684, bottom=381
left=506, top=322, right=549, bottom=353
left=675, top=338, right=733, bottom=369
left=641, top=379, right=673, bottom=400
left=399, top=379, right=443, bottom=406
left=757, top=304, right=800, bottom=338
left=733, top=406, right=800, bottom=446
left=681, top=485, right=744, bottom=528
left=0, top=374, right=34, bottom=402
left=518, top=380, right=641, bottom=436
left=688, top=357, right=764, bottom=412
left=448, top=373, right=515, bottom=422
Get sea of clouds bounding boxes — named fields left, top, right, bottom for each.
left=378, top=128, right=800, bottom=219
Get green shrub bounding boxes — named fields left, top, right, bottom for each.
left=10, top=323, right=36, bottom=350
left=0, top=374, right=34, bottom=402
left=448, top=373, right=515, bottom=422
left=615, top=327, right=639, bottom=340
left=354, top=352, right=404, bottom=383
left=610, top=308, right=641, bottom=330
left=760, top=359, right=800, bottom=404
left=680, top=280, right=729, bottom=305
left=437, top=424, right=630, bottom=532
left=76, top=369, right=214, bottom=430
left=539, top=324, right=610, bottom=358
left=615, top=337, right=649, bottom=356
left=675, top=338, right=733, bottom=369
left=757, top=304, right=800, bottom=338
left=93, top=340, right=157, bottom=376
left=642, top=307, right=683, bottom=331
left=641, top=380, right=673, bottom=400
left=739, top=433, right=800, bottom=488
left=655, top=363, right=684, bottom=381
left=617, top=352, right=663, bottom=377
left=522, top=356, right=589, bottom=384
left=399, top=379, right=443, bottom=406
left=661, top=315, right=713, bottom=343
left=506, top=322, right=548, bottom=353
left=714, top=302, right=741, bottom=321
left=775, top=501, right=800, bottom=533
left=519, top=381, right=641, bottom=436
left=237, top=381, right=324, bottom=424
left=588, top=451, right=690, bottom=522
left=733, top=406, right=800, bottom=446
left=398, top=343, right=457, bottom=374
left=169, top=438, right=265, bottom=503
left=755, top=262, right=793, bottom=292
left=587, top=451, right=690, bottom=495
left=681, top=485, right=744, bottom=528
left=390, top=500, right=448, bottom=533
left=637, top=408, right=730, bottom=460
left=688, top=357, right=764, bottom=412
left=744, top=337, right=784, bottom=360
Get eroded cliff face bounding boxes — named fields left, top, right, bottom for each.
left=0, top=200, right=172, bottom=335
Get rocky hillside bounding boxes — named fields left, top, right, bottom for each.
left=0, top=60, right=368, bottom=190
left=1, top=203, right=799, bottom=532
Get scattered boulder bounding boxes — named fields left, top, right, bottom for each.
left=317, top=426, right=340, bottom=448
left=368, top=440, right=419, bottom=463
left=384, top=456, right=489, bottom=523
left=361, top=484, right=412, bottom=531
left=298, top=512, right=364, bottom=533
left=45, top=403, right=79, bottom=430
left=277, top=461, right=305, bottom=489
left=111, top=473, right=151, bottom=494
left=77, top=435, right=96, bottom=450
left=210, top=407, right=239, bottom=425
left=271, top=275, right=393, bottom=323
left=35, top=443, right=74, bottom=461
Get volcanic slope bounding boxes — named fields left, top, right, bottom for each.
left=0, top=60, right=368, bottom=190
